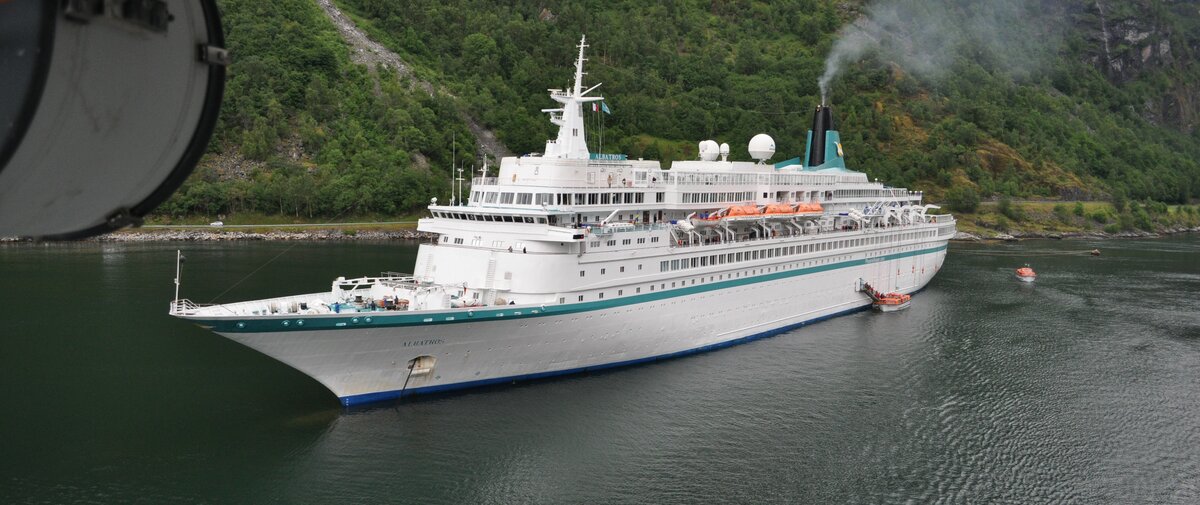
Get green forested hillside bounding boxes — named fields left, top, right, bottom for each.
left=161, top=0, right=473, bottom=217
left=163, top=0, right=1200, bottom=221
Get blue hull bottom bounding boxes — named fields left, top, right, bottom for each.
left=338, top=294, right=903, bottom=407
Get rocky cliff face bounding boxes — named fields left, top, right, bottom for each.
left=1083, top=0, right=1199, bottom=133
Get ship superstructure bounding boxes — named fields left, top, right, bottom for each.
left=171, top=36, right=956, bottom=406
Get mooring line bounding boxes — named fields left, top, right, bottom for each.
left=205, top=208, right=354, bottom=304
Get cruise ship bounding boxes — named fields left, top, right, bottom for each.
left=170, top=36, right=956, bottom=406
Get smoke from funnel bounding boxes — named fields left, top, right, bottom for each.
left=818, top=0, right=1064, bottom=104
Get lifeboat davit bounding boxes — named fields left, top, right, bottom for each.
left=873, top=292, right=911, bottom=312
left=1015, top=266, right=1037, bottom=282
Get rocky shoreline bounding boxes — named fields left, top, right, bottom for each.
left=952, top=226, right=1200, bottom=242
left=0, top=228, right=437, bottom=243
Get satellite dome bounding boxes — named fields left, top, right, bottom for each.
left=748, top=134, right=775, bottom=162
left=698, top=140, right=720, bottom=161
left=719, top=143, right=730, bottom=156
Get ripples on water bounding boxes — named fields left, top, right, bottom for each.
left=1, top=238, right=1198, bottom=504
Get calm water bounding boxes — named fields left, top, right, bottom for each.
left=1, top=237, right=1198, bottom=504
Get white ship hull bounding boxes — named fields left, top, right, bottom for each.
left=170, top=36, right=958, bottom=407
left=206, top=244, right=946, bottom=406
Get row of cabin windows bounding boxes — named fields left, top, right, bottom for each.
left=579, top=264, right=643, bottom=277
left=581, top=228, right=940, bottom=279
left=680, top=192, right=755, bottom=204
left=442, top=236, right=529, bottom=251
left=659, top=230, right=937, bottom=272
left=473, top=191, right=666, bottom=206
left=568, top=258, right=882, bottom=304
left=588, top=236, right=659, bottom=248
left=834, top=189, right=890, bottom=198
left=433, top=212, right=548, bottom=224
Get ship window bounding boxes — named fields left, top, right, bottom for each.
left=599, top=292, right=604, bottom=299
left=636, top=193, right=645, bottom=203
left=620, top=266, right=625, bottom=272
left=636, top=287, right=641, bottom=293
left=442, top=236, right=449, bottom=242
left=517, top=194, right=532, bottom=205
left=500, top=193, right=515, bottom=204
left=661, top=261, right=668, bottom=272
left=580, top=271, right=585, bottom=277
left=524, top=217, right=534, bottom=223
left=650, top=285, right=655, bottom=291
left=559, top=297, right=565, bottom=304
left=656, top=192, right=665, bottom=203
left=588, top=194, right=598, bottom=205
left=601, top=193, right=610, bottom=204
left=486, top=192, right=499, bottom=203
left=536, top=193, right=552, bottom=205
left=622, top=239, right=631, bottom=245
left=638, top=264, right=643, bottom=270
left=618, top=290, right=623, bottom=296
left=651, top=237, right=659, bottom=243
left=579, top=295, right=584, bottom=301
left=601, top=268, right=606, bottom=275
left=454, top=238, right=464, bottom=244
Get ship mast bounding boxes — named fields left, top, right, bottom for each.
left=541, top=35, right=603, bottom=159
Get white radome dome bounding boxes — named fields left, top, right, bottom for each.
left=719, top=143, right=730, bottom=156
left=748, top=134, right=775, bottom=161
left=698, top=140, right=720, bottom=161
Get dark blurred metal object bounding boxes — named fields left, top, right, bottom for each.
left=0, top=0, right=226, bottom=240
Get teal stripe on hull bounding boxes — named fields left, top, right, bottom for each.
left=192, top=243, right=948, bottom=333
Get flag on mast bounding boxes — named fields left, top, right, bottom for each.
left=601, top=101, right=611, bottom=114
left=592, top=103, right=599, bottom=112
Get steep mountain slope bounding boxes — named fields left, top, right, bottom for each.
left=162, top=0, right=480, bottom=218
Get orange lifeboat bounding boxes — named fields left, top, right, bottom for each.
left=724, top=205, right=763, bottom=220
left=1015, top=266, right=1037, bottom=282
left=764, top=203, right=795, bottom=215
left=873, top=292, right=911, bottom=312
left=795, top=202, right=823, bottom=214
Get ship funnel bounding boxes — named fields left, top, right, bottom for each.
left=803, top=105, right=846, bottom=170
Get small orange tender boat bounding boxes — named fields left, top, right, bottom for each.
left=873, top=292, right=911, bottom=312
left=1015, top=265, right=1037, bottom=282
